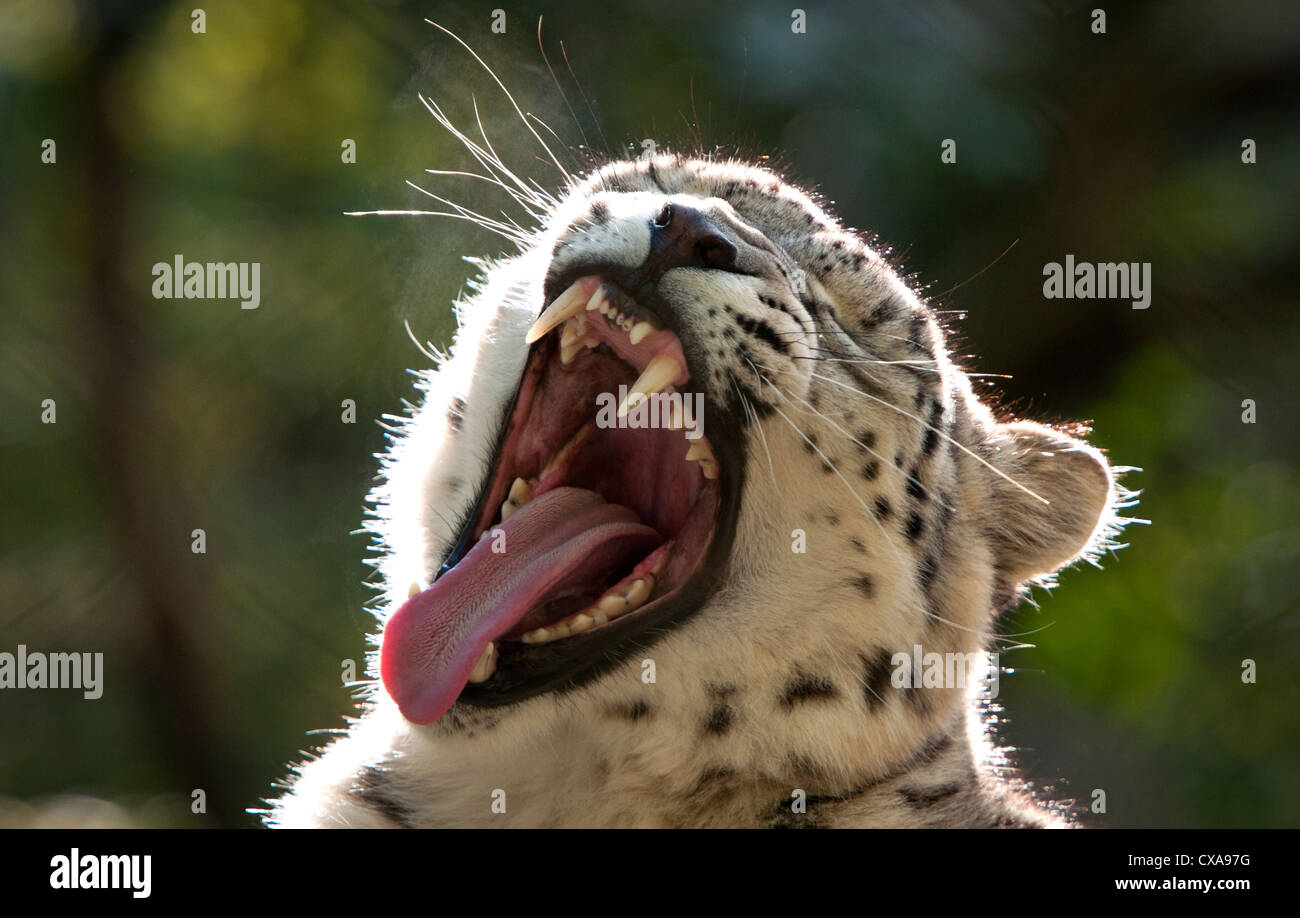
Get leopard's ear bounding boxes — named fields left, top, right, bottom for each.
left=984, top=421, right=1115, bottom=584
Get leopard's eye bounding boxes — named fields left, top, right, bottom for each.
left=653, top=202, right=674, bottom=229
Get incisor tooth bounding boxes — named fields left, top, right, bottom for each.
left=586, top=287, right=608, bottom=312
left=617, top=354, right=683, bottom=417
left=629, top=322, right=654, bottom=345
left=525, top=281, right=589, bottom=344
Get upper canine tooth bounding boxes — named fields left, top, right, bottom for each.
left=525, top=281, right=589, bottom=344
left=508, top=477, right=532, bottom=505
left=617, top=354, right=682, bottom=417
left=629, top=322, right=654, bottom=345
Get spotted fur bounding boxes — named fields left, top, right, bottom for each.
left=265, top=154, right=1125, bottom=828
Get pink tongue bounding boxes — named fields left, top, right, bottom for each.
left=381, top=487, right=662, bottom=724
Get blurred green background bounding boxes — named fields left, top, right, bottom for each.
left=0, top=0, right=1295, bottom=827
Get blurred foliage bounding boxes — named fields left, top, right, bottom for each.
left=0, top=0, right=1296, bottom=826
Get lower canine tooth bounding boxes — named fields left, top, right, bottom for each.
left=623, top=576, right=653, bottom=609
left=468, top=642, right=497, bottom=683
left=560, top=314, right=587, bottom=347
left=407, top=582, right=422, bottom=599
left=686, top=440, right=715, bottom=463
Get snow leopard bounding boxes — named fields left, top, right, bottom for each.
left=264, top=141, right=1124, bottom=828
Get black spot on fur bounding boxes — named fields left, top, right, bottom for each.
left=861, top=460, right=880, bottom=481
left=780, top=672, right=839, bottom=708
left=849, top=573, right=875, bottom=599
left=906, top=467, right=927, bottom=501
left=703, top=704, right=736, bottom=735
left=727, top=305, right=790, bottom=354
left=873, top=496, right=892, bottom=520
left=608, top=699, right=651, bottom=722
left=588, top=200, right=609, bottom=222
left=920, top=427, right=939, bottom=456
left=847, top=536, right=867, bottom=554
left=351, top=766, right=415, bottom=829
left=910, top=732, right=954, bottom=767
left=857, top=429, right=876, bottom=450
left=704, top=681, right=736, bottom=699
left=859, top=648, right=893, bottom=710
left=905, top=511, right=925, bottom=542
left=900, top=783, right=964, bottom=808
left=446, top=397, right=466, bottom=433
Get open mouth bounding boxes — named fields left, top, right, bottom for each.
left=381, top=272, right=743, bottom=724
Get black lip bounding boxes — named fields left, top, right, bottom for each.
left=442, top=264, right=747, bottom=709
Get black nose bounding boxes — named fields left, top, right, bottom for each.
left=634, top=202, right=739, bottom=287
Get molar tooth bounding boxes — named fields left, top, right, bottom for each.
left=617, top=354, right=683, bottom=417
left=598, top=593, right=629, bottom=616
left=629, top=322, right=654, bottom=345
left=521, top=626, right=553, bottom=645
left=567, top=613, right=595, bottom=635
left=467, top=642, right=497, bottom=683
left=525, top=280, right=590, bottom=344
